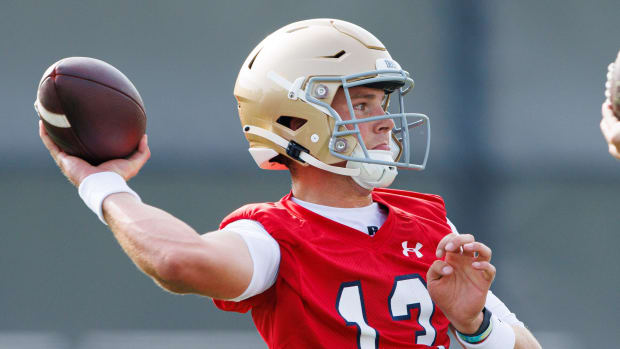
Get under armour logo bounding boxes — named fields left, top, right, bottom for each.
left=402, top=241, right=423, bottom=258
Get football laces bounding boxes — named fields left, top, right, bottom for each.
left=606, top=62, right=616, bottom=100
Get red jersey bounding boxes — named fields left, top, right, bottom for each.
left=214, top=188, right=453, bottom=348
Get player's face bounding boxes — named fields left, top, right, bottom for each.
left=331, top=86, right=394, bottom=151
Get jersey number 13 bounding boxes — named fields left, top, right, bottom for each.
left=336, top=274, right=443, bottom=349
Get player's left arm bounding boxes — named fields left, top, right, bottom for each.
left=449, top=325, right=539, bottom=349
left=484, top=291, right=541, bottom=349
left=512, top=326, right=541, bottom=349
left=430, top=233, right=541, bottom=349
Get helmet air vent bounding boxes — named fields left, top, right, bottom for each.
left=276, top=116, right=307, bottom=131
left=248, top=48, right=262, bottom=70
left=319, top=50, right=346, bottom=59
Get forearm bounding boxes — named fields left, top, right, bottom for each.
left=454, top=324, right=541, bottom=349
left=101, top=192, right=252, bottom=298
left=37, top=127, right=240, bottom=294
left=513, top=325, right=541, bottom=349
left=483, top=291, right=540, bottom=348
left=102, top=193, right=205, bottom=289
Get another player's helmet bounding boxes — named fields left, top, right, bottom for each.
left=235, top=18, right=430, bottom=189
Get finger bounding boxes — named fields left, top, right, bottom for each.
left=116, top=135, right=151, bottom=180
left=437, top=234, right=475, bottom=258
left=601, top=101, right=620, bottom=129
left=39, top=120, right=62, bottom=158
left=601, top=116, right=620, bottom=147
left=131, top=135, right=151, bottom=164
left=436, top=232, right=457, bottom=258
left=602, top=100, right=614, bottom=119
left=610, top=123, right=620, bottom=146
left=140, top=134, right=148, bottom=151
left=142, top=135, right=151, bottom=158
left=599, top=103, right=620, bottom=159
left=471, top=261, right=496, bottom=282
left=463, top=241, right=492, bottom=261
left=602, top=100, right=613, bottom=114
left=129, top=135, right=150, bottom=159
left=436, top=233, right=475, bottom=257
left=427, top=259, right=453, bottom=281
left=609, top=144, right=620, bottom=159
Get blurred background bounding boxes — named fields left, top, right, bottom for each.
left=1, top=0, right=619, bottom=348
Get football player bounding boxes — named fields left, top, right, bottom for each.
left=40, top=19, right=541, bottom=349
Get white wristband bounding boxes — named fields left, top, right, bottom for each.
left=78, top=172, right=141, bottom=224
left=456, top=314, right=516, bottom=349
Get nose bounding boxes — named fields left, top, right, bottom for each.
left=372, top=106, right=394, bottom=134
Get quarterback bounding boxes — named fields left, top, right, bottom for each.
left=40, top=19, right=541, bottom=348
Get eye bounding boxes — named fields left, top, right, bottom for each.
left=353, top=103, right=367, bottom=112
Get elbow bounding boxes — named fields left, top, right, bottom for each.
left=153, top=249, right=197, bottom=294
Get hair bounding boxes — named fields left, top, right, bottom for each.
left=271, top=154, right=298, bottom=177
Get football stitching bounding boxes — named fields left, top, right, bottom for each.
left=54, top=73, right=146, bottom=115
left=51, top=75, right=98, bottom=161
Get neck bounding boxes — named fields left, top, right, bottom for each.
left=290, top=163, right=373, bottom=208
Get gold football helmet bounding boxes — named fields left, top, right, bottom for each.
left=235, top=18, right=430, bottom=188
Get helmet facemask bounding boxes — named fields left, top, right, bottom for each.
left=303, top=63, right=431, bottom=189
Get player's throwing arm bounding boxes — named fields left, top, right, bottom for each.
left=36, top=58, right=255, bottom=301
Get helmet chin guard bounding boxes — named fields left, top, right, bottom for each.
left=346, top=146, right=398, bottom=190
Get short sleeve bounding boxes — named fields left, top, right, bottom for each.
left=219, top=219, right=281, bottom=302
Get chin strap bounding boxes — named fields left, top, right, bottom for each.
left=244, top=125, right=360, bottom=176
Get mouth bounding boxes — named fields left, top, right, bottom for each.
left=372, top=143, right=390, bottom=151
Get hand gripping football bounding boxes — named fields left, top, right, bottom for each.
left=606, top=50, right=620, bottom=119
left=35, top=57, right=146, bottom=165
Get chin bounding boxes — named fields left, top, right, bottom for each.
left=349, top=177, right=374, bottom=193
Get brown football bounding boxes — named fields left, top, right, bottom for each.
left=606, top=50, right=620, bottom=119
left=35, top=57, right=146, bottom=165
